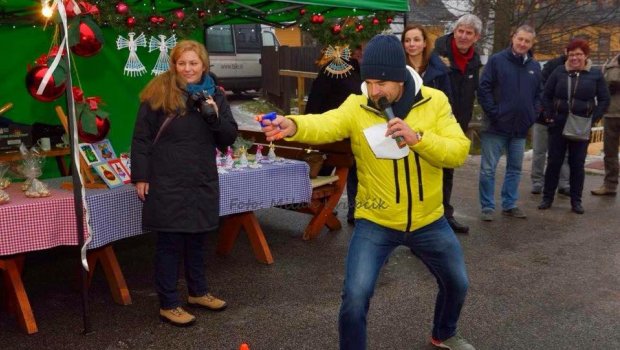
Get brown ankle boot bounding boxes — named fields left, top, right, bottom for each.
left=591, top=185, right=617, bottom=196
left=188, top=293, right=228, bottom=311
left=160, top=307, right=196, bottom=327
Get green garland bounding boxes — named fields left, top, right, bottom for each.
left=298, top=12, right=395, bottom=48
left=93, top=0, right=226, bottom=38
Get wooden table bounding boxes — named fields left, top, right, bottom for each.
left=0, top=147, right=71, bottom=176
left=0, top=161, right=311, bottom=333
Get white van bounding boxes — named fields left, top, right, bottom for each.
left=205, top=24, right=279, bottom=94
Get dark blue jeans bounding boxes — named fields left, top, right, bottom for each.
left=543, top=126, right=589, bottom=205
left=155, top=231, right=208, bottom=309
left=338, top=218, right=469, bottom=349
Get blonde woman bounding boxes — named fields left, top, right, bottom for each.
left=131, top=40, right=238, bottom=326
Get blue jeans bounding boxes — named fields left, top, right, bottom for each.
left=338, top=218, right=469, bottom=349
left=155, top=231, right=209, bottom=309
left=479, top=132, right=526, bottom=211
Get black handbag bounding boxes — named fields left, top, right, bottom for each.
left=561, top=73, right=591, bottom=141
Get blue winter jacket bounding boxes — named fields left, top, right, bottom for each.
left=422, top=52, right=453, bottom=106
left=478, top=48, right=543, bottom=138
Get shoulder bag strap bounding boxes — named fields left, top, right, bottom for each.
left=153, top=115, right=177, bottom=145
left=567, top=72, right=580, bottom=114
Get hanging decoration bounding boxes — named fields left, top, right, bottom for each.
left=25, top=50, right=68, bottom=102
left=324, top=46, right=353, bottom=78
left=116, top=32, right=147, bottom=77
left=149, top=34, right=177, bottom=75
left=72, top=87, right=111, bottom=143
left=95, top=0, right=227, bottom=38
left=61, top=1, right=105, bottom=57
left=298, top=12, right=395, bottom=47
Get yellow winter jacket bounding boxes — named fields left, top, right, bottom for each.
left=287, top=85, right=470, bottom=232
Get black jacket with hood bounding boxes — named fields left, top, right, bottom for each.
left=434, top=33, right=482, bottom=131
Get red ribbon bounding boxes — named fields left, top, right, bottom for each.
left=86, top=97, right=101, bottom=111
left=78, top=1, right=99, bottom=15
left=72, top=87, right=84, bottom=102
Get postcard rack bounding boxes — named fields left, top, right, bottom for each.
left=55, top=106, right=107, bottom=189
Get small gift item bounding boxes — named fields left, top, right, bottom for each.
left=238, top=146, right=249, bottom=168
left=0, top=189, right=9, bottom=204
left=0, top=162, right=10, bottom=189
left=224, top=146, right=234, bottom=169
left=17, top=144, right=51, bottom=198
left=25, top=179, right=51, bottom=198
left=267, top=142, right=277, bottom=162
left=255, top=144, right=264, bottom=163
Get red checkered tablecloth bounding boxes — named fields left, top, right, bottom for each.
left=0, top=184, right=80, bottom=256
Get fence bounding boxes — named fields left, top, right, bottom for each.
left=261, top=46, right=322, bottom=114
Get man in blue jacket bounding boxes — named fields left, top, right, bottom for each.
left=477, top=25, right=542, bottom=221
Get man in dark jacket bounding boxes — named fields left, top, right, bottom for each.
left=433, top=14, right=482, bottom=233
left=477, top=25, right=542, bottom=221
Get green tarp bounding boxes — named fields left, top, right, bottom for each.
left=2, top=0, right=409, bottom=25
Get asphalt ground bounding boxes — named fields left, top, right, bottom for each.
left=1, top=151, right=619, bottom=349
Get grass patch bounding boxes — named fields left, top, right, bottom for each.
left=238, top=98, right=284, bottom=115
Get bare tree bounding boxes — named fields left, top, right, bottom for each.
left=441, top=0, right=620, bottom=57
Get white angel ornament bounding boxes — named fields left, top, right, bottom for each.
left=149, top=34, right=177, bottom=75
left=116, top=32, right=147, bottom=77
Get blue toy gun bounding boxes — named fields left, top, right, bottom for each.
left=255, top=112, right=277, bottom=127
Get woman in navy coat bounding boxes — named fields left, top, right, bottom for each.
left=538, top=39, right=610, bottom=214
left=131, top=40, right=238, bottom=326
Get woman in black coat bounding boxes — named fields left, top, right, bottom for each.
left=538, top=39, right=610, bottom=214
left=131, top=40, right=238, bottom=326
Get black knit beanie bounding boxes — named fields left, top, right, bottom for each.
left=361, top=34, right=407, bottom=82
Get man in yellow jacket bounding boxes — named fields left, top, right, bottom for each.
left=261, top=34, right=474, bottom=350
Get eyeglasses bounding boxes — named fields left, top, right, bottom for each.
left=568, top=53, right=585, bottom=58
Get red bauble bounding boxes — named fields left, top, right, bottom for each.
left=356, top=24, right=364, bottom=32
left=174, top=9, right=185, bottom=20
left=387, top=17, right=393, bottom=24
left=311, top=14, right=319, bottom=23
left=332, top=24, right=341, bottom=34
left=149, top=15, right=159, bottom=24
left=171, top=22, right=178, bottom=29
left=25, top=65, right=67, bottom=102
left=317, top=15, right=324, bottom=24
left=198, top=10, right=206, bottom=18
left=78, top=115, right=110, bottom=143
left=126, top=16, right=136, bottom=27
left=299, top=8, right=306, bottom=15
left=157, top=16, right=166, bottom=24
left=71, top=22, right=103, bottom=57
left=115, top=2, right=129, bottom=15
left=372, top=18, right=379, bottom=25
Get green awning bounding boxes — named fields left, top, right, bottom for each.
left=1, top=0, right=409, bottom=26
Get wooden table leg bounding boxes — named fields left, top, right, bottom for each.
left=0, top=255, right=38, bottom=334
left=217, top=212, right=274, bottom=264
left=87, top=245, right=132, bottom=305
left=55, top=155, right=70, bottom=176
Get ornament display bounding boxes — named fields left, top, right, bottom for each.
left=323, top=46, right=353, bottom=78
left=298, top=12, right=394, bottom=47
left=71, top=21, right=104, bottom=57
left=25, top=64, right=67, bottom=102
left=149, top=34, right=177, bottom=75
left=73, top=87, right=111, bottom=143
left=115, top=2, right=129, bottom=15
left=116, top=32, right=147, bottom=77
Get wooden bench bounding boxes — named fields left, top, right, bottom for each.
left=239, top=130, right=354, bottom=240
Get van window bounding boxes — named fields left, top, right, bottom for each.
left=206, top=25, right=234, bottom=54
left=234, top=24, right=261, bottom=53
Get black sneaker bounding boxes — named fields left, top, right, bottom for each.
left=447, top=217, right=469, bottom=234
